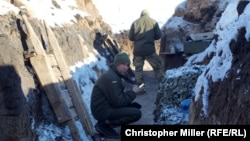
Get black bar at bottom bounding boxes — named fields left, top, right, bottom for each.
left=120, top=125, right=250, bottom=140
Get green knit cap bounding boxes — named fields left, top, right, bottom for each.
left=114, top=52, right=131, bottom=66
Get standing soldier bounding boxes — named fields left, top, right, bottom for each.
left=129, top=9, right=164, bottom=87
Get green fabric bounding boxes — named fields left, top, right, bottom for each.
left=114, top=52, right=130, bottom=66
left=129, top=10, right=162, bottom=56
left=90, top=65, right=136, bottom=121
left=133, top=52, right=163, bottom=84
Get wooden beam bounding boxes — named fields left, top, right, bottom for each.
left=22, top=15, right=46, bottom=55
left=22, top=14, right=82, bottom=141
left=44, top=21, right=95, bottom=137
left=30, top=55, right=72, bottom=123
left=22, top=14, right=72, bottom=123
left=66, top=120, right=82, bottom=141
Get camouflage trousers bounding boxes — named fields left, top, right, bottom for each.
left=133, top=52, right=164, bottom=85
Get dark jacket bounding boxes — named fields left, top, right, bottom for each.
left=128, top=10, right=162, bottom=56
left=90, top=65, right=136, bottom=121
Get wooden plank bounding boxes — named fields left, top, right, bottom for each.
left=22, top=15, right=46, bottom=55
left=66, top=120, right=82, bottom=141
left=69, top=108, right=78, bottom=120
left=47, top=54, right=59, bottom=67
left=22, top=14, right=83, bottom=141
left=58, top=76, right=67, bottom=90
left=22, top=14, right=72, bottom=123
left=61, top=90, right=74, bottom=108
left=44, top=21, right=95, bottom=137
left=30, top=55, right=71, bottom=123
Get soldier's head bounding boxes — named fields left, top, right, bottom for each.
left=114, top=52, right=131, bottom=75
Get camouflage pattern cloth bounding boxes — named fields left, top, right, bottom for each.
left=133, top=52, right=164, bottom=85
left=129, top=10, right=164, bottom=85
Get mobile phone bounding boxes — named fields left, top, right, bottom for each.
left=139, top=83, right=144, bottom=88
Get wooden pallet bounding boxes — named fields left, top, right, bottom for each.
left=21, top=14, right=94, bottom=141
